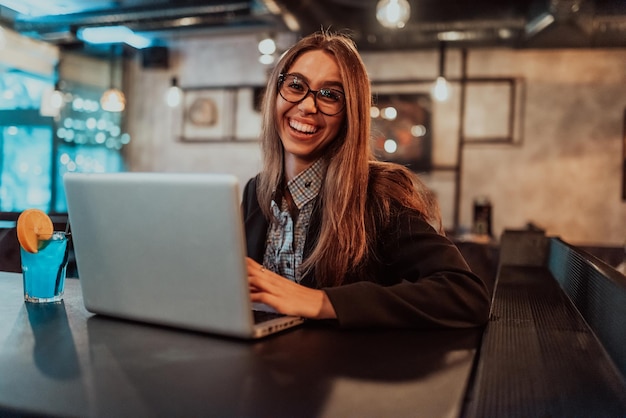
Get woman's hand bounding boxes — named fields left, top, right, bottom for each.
left=246, top=257, right=337, bottom=320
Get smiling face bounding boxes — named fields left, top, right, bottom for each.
left=276, top=49, right=346, bottom=180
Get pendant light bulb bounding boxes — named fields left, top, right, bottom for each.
left=376, top=0, right=411, bottom=29
left=258, top=37, right=276, bottom=55
left=432, top=76, right=450, bottom=102
left=101, top=88, right=126, bottom=112
left=101, top=44, right=126, bottom=112
left=165, top=77, right=182, bottom=107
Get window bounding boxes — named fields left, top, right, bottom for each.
left=0, top=70, right=128, bottom=214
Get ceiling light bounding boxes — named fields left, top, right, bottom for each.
left=258, top=36, right=277, bottom=65
left=78, top=26, right=151, bottom=49
left=438, top=31, right=466, bottom=42
left=258, top=38, right=276, bottom=55
left=0, top=0, right=98, bottom=15
left=282, top=11, right=301, bottom=32
left=432, top=77, right=450, bottom=101
left=498, top=28, right=514, bottom=39
left=101, top=89, right=125, bottom=112
left=259, top=54, right=275, bottom=65
left=525, top=12, right=555, bottom=37
left=376, top=0, right=411, bottom=29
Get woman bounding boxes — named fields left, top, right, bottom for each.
left=244, top=30, right=490, bottom=328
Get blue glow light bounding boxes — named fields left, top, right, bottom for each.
left=0, top=0, right=105, bottom=16
left=77, top=26, right=152, bottom=49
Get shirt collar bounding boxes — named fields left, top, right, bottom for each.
left=286, top=159, right=325, bottom=210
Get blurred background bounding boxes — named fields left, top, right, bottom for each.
left=0, top=0, right=624, bottom=256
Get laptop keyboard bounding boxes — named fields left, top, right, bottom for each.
left=253, top=310, right=286, bottom=324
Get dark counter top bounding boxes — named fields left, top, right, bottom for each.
left=0, top=272, right=481, bottom=418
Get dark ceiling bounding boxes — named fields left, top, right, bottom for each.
left=1, top=0, right=625, bottom=55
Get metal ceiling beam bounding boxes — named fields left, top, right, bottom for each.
left=12, top=2, right=253, bottom=32
left=2, top=0, right=625, bottom=50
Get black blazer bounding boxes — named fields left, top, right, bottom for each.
left=242, top=176, right=490, bottom=329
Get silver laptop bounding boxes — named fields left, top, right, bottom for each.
left=64, top=172, right=304, bottom=339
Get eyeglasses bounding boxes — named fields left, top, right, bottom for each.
left=278, top=73, right=346, bottom=116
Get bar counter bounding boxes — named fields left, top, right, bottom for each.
left=0, top=272, right=481, bottom=417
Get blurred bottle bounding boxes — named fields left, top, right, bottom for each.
left=472, top=196, right=492, bottom=237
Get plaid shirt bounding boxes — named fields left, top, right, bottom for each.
left=263, top=159, right=324, bottom=282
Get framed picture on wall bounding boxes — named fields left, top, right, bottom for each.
left=370, top=90, right=433, bottom=172
left=181, top=88, right=235, bottom=141
left=462, top=78, right=523, bottom=144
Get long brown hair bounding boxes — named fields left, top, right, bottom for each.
left=258, top=30, right=442, bottom=287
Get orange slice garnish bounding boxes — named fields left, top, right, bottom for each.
left=17, top=209, right=54, bottom=253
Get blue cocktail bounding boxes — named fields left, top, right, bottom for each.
left=20, top=232, right=69, bottom=303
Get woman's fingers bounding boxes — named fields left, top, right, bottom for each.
left=245, top=257, right=336, bottom=319
left=247, top=258, right=282, bottom=293
left=246, top=257, right=319, bottom=317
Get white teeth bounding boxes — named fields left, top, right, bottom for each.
left=290, top=119, right=317, bottom=134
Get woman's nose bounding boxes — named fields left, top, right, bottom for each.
left=297, top=93, right=318, bottom=114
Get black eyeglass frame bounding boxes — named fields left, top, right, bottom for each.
left=278, top=73, right=346, bottom=116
